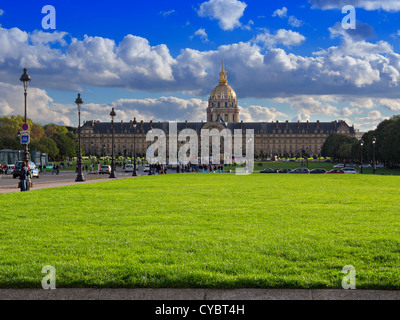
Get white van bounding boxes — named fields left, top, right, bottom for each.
left=6, top=164, right=15, bottom=175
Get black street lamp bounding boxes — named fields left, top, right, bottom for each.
left=306, top=147, right=309, bottom=168
left=372, top=136, right=377, bottom=174
left=75, top=94, right=85, bottom=182
left=109, top=108, right=117, bottom=178
left=301, top=147, right=305, bottom=167
left=360, top=140, right=364, bottom=174
left=20, top=68, right=31, bottom=163
left=132, top=118, right=137, bottom=176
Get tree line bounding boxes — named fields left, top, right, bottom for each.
left=0, top=115, right=77, bottom=160
left=321, top=115, right=400, bottom=167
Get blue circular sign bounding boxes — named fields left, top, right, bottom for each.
left=22, top=123, right=29, bottom=131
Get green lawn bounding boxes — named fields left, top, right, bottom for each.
left=1, top=174, right=399, bottom=289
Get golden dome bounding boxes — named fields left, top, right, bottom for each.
left=209, top=84, right=237, bottom=100
left=209, top=59, right=237, bottom=101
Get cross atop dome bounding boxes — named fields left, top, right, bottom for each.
left=219, top=58, right=228, bottom=85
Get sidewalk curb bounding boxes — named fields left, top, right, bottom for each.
left=0, top=289, right=399, bottom=300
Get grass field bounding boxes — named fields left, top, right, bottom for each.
left=1, top=173, right=399, bottom=289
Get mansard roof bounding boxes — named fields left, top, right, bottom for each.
left=82, top=120, right=355, bottom=135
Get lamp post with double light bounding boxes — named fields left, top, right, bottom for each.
left=132, top=118, right=137, bottom=176
left=109, top=108, right=117, bottom=178
left=20, top=68, right=31, bottom=164
left=360, top=140, right=364, bottom=174
left=372, top=136, right=377, bottom=174
left=75, top=94, right=85, bottom=182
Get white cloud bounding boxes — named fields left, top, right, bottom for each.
left=309, top=0, right=400, bottom=12
left=0, top=82, right=72, bottom=125
left=239, top=105, right=288, bottom=122
left=0, top=9, right=4, bottom=16
left=81, top=97, right=208, bottom=124
left=253, top=29, right=306, bottom=48
left=272, top=7, right=303, bottom=28
left=274, top=96, right=339, bottom=121
left=197, top=0, right=247, bottom=31
left=160, top=10, right=176, bottom=17
left=355, top=110, right=390, bottom=130
left=377, top=98, right=400, bottom=111
left=288, top=16, right=303, bottom=28
left=190, top=28, right=209, bottom=42
left=272, top=7, right=287, bottom=18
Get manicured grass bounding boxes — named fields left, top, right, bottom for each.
left=0, top=174, right=399, bottom=289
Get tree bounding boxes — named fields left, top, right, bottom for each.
left=321, top=133, right=359, bottom=162
left=52, top=133, right=77, bottom=159
left=43, top=124, right=68, bottom=137
left=30, top=137, right=59, bottom=160
left=0, top=137, right=20, bottom=150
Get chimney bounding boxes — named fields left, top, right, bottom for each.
left=185, top=120, right=188, bottom=128
left=317, top=120, right=320, bottom=129
left=306, top=120, right=309, bottom=129
left=241, top=120, right=243, bottom=129
left=285, top=120, right=289, bottom=129
left=297, top=120, right=300, bottom=129
left=130, top=120, right=133, bottom=128
left=140, top=120, right=144, bottom=130
left=276, top=120, right=279, bottom=129
left=150, top=120, right=153, bottom=129
left=121, top=120, right=124, bottom=127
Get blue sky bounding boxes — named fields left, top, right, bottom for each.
left=1, top=0, right=400, bottom=131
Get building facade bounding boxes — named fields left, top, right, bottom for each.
left=81, top=62, right=356, bottom=159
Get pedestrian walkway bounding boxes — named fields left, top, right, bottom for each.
left=0, top=288, right=398, bottom=300
left=0, top=174, right=139, bottom=194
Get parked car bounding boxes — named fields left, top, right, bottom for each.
left=125, top=164, right=134, bottom=172
left=144, top=164, right=150, bottom=172
left=360, top=163, right=372, bottom=168
left=346, top=163, right=356, bottom=167
left=333, top=163, right=345, bottom=168
left=278, top=168, right=292, bottom=173
left=376, top=164, right=385, bottom=168
left=259, top=168, right=278, bottom=173
left=310, top=168, right=327, bottom=174
left=13, top=161, right=39, bottom=178
left=327, top=169, right=345, bottom=174
left=99, top=165, right=111, bottom=174
left=46, top=162, right=54, bottom=169
left=289, top=168, right=310, bottom=174
left=342, top=168, right=358, bottom=174
left=6, top=164, right=15, bottom=175
left=324, top=159, right=332, bottom=163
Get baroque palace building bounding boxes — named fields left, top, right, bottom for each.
left=81, top=61, right=356, bottom=159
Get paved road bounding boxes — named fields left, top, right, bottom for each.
left=0, top=288, right=399, bottom=300
left=0, top=165, right=161, bottom=193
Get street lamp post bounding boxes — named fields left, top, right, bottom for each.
left=75, top=94, right=85, bottom=182
left=109, top=108, right=117, bottom=178
left=306, top=147, right=309, bottom=168
left=360, top=140, right=364, bottom=174
left=372, top=136, right=377, bottom=174
left=19, top=68, right=31, bottom=190
left=132, top=118, right=137, bottom=176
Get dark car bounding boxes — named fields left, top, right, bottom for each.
left=278, top=168, right=292, bottom=173
left=13, top=161, right=39, bottom=179
left=288, top=168, right=310, bottom=174
left=259, top=168, right=278, bottom=173
left=310, top=168, right=327, bottom=174
left=327, top=169, right=345, bottom=174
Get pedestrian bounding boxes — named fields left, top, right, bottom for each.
left=19, top=161, right=29, bottom=192
left=56, top=164, right=60, bottom=175
left=52, top=164, right=57, bottom=175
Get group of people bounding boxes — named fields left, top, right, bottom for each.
left=0, top=163, right=8, bottom=175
